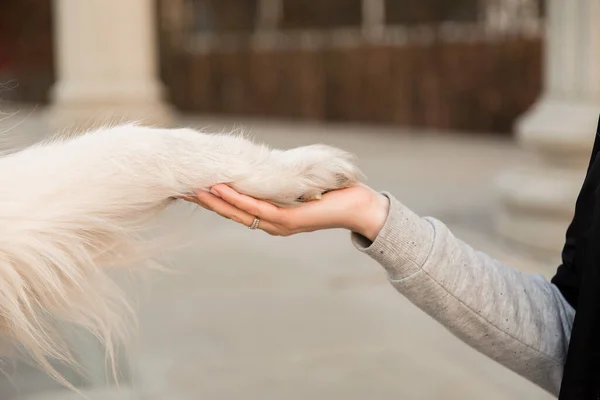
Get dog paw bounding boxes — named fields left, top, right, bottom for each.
left=231, top=144, right=363, bottom=207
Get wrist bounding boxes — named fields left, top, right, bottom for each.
left=351, top=190, right=390, bottom=241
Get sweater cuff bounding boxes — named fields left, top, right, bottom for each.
left=351, top=192, right=435, bottom=280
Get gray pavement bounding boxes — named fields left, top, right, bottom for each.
left=0, top=112, right=556, bottom=399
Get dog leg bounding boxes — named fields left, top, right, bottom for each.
left=0, top=123, right=362, bottom=382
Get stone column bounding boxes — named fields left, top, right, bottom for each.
left=45, top=0, right=172, bottom=132
left=496, top=0, right=600, bottom=262
left=362, top=0, right=386, bottom=38
left=256, top=0, right=282, bottom=32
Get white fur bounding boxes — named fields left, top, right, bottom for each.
left=0, top=124, right=361, bottom=383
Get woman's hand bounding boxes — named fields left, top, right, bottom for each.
left=187, top=184, right=390, bottom=241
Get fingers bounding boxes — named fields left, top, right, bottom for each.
left=194, top=190, right=284, bottom=235
left=209, top=184, right=349, bottom=234
left=180, top=195, right=200, bottom=204
left=210, top=184, right=285, bottom=224
left=195, top=190, right=254, bottom=226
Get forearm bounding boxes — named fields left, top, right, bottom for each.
left=351, top=194, right=574, bottom=395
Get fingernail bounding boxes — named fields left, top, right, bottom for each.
left=210, top=188, right=221, bottom=197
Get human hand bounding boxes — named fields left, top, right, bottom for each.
left=187, top=183, right=390, bottom=241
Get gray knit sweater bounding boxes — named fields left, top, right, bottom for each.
left=351, top=193, right=574, bottom=397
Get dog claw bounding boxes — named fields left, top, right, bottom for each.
left=295, top=192, right=323, bottom=203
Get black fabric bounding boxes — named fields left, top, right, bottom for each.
left=552, top=119, right=600, bottom=309
left=552, top=116, right=600, bottom=399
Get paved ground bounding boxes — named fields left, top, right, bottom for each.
left=0, top=112, right=557, bottom=399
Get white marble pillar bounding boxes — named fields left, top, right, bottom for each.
left=496, top=0, right=600, bottom=261
left=256, top=0, right=282, bottom=32
left=45, top=0, right=172, bottom=131
left=362, top=0, right=386, bottom=38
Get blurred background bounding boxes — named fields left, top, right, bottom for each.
left=0, top=0, right=596, bottom=399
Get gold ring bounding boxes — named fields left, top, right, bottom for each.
left=249, top=217, right=260, bottom=230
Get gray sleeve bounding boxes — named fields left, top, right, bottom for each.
left=351, top=193, right=575, bottom=396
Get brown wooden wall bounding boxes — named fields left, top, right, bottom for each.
left=165, top=37, right=542, bottom=134
left=1, top=0, right=543, bottom=134
left=0, top=0, right=54, bottom=103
